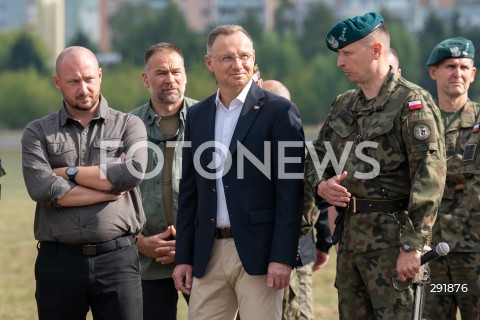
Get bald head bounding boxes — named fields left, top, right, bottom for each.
left=55, top=46, right=99, bottom=77
left=53, top=46, right=102, bottom=113
left=262, top=80, right=291, bottom=100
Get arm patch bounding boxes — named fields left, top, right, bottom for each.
left=463, top=144, right=477, bottom=161
left=408, top=118, right=438, bottom=151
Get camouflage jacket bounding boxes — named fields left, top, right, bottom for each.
left=300, top=180, right=320, bottom=236
left=459, top=110, right=480, bottom=251
left=436, top=100, right=480, bottom=252
left=305, top=70, right=446, bottom=252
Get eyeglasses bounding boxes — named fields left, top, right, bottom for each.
left=213, top=54, right=253, bottom=65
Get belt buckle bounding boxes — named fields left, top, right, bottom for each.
left=83, top=244, right=97, bottom=255
left=216, top=227, right=231, bottom=239
left=351, top=196, right=357, bottom=214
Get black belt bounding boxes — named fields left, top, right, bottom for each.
left=215, top=227, right=233, bottom=239
left=39, top=234, right=134, bottom=256
left=349, top=196, right=409, bottom=215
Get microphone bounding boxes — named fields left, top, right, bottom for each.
left=392, top=242, right=450, bottom=278
left=420, top=242, right=450, bottom=265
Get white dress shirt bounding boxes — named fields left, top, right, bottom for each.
left=214, top=80, right=253, bottom=228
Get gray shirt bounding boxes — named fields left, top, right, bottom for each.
left=22, top=96, right=148, bottom=244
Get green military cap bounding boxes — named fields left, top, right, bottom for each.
left=426, top=37, right=475, bottom=66
left=326, top=12, right=384, bottom=52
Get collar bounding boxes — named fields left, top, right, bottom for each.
left=60, top=95, right=109, bottom=126
left=144, top=98, right=190, bottom=126
left=215, top=79, right=254, bottom=109
left=355, top=69, right=397, bottom=114
left=453, top=99, right=479, bottom=128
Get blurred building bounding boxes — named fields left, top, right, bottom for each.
left=145, top=0, right=280, bottom=33
left=0, top=0, right=35, bottom=31
left=2, top=0, right=480, bottom=57
left=35, top=0, right=64, bottom=60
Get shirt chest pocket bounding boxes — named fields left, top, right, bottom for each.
left=329, top=112, right=356, bottom=139
left=462, top=139, right=480, bottom=172
left=47, top=142, right=76, bottom=167
left=327, top=116, right=357, bottom=163
left=92, top=139, right=122, bottom=164
left=332, top=116, right=405, bottom=171
left=362, top=119, right=407, bottom=171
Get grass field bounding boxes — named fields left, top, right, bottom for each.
left=0, top=130, right=338, bottom=320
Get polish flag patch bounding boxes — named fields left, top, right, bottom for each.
left=408, top=100, right=423, bottom=111
left=473, top=123, right=480, bottom=133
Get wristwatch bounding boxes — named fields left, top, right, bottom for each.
left=400, top=242, right=414, bottom=253
left=65, top=165, right=78, bottom=183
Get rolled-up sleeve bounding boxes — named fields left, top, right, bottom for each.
left=103, top=114, right=148, bottom=194
left=22, top=121, right=75, bottom=206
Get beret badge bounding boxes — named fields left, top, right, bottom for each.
left=327, top=35, right=339, bottom=50
left=426, top=37, right=474, bottom=65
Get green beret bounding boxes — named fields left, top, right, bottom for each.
left=326, top=12, right=384, bottom=52
left=426, top=37, right=475, bottom=66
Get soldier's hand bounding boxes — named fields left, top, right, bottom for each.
left=395, top=250, right=421, bottom=282
left=313, top=250, right=330, bottom=271
left=317, top=171, right=351, bottom=207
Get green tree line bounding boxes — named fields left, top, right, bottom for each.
left=1, top=2, right=479, bottom=129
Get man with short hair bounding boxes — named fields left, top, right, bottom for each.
left=305, top=12, right=446, bottom=319
left=22, top=46, right=147, bottom=319
left=423, top=37, right=480, bottom=320
left=131, top=42, right=198, bottom=320
left=173, top=24, right=305, bottom=320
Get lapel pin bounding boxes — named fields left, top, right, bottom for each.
left=253, top=105, right=260, bottom=111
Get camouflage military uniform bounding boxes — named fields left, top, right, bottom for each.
left=461, top=113, right=480, bottom=240
left=282, top=181, right=323, bottom=320
left=305, top=70, right=446, bottom=319
left=423, top=101, right=480, bottom=320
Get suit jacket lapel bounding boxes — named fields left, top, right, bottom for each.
left=201, top=95, right=217, bottom=168
left=228, top=84, right=265, bottom=155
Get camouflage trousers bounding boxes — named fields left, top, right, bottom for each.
left=282, top=263, right=314, bottom=320
left=336, top=247, right=414, bottom=320
left=423, top=251, right=480, bottom=320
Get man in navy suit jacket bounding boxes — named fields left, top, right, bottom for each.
left=172, top=25, right=305, bottom=320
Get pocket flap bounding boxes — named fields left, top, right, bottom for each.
left=93, top=139, right=122, bottom=151
left=329, top=110, right=356, bottom=139
left=47, top=142, right=75, bottom=156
